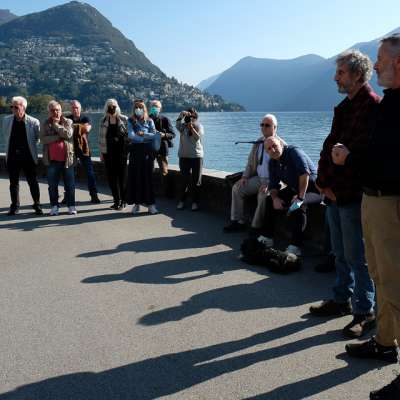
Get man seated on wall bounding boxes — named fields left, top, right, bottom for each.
left=258, top=136, right=321, bottom=257
left=224, top=114, right=278, bottom=234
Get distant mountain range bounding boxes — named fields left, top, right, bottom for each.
left=0, top=9, right=17, bottom=25
left=199, top=27, right=400, bottom=111
left=0, top=2, right=243, bottom=112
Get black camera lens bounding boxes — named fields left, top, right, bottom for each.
left=184, top=115, right=192, bottom=124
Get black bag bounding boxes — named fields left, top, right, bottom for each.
left=240, top=237, right=301, bottom=274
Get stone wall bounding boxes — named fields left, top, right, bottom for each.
left=0, top=153, right=326, bottom=248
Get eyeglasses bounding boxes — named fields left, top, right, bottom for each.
left=50, top=108, right=61, bottom=112
left=10, top=105, right=18, bottom=109
left=260, top=123, right=272, bottom=128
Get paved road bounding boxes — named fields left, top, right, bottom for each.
left=0, top=177, right=395, bottom=399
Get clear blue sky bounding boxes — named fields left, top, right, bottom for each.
left=2, top=0, right=400, bottom=85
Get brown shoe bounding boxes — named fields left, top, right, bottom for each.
left=342, top=313, right=376, bottom=338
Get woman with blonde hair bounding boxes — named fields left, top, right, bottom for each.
left=126, top=99, right=159, bottom=214
left=98, top=98, right=128, bottom=210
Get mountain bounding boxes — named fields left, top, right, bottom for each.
left=0, top=9, right=17, bottom=25
left=0, top=1, right=243, bottom=112
left=203, top=28, right=400, bottom=111
left=197, top=73, right=221, bottom=90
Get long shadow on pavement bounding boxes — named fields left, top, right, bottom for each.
left=0, top=317, right=377, bottom=400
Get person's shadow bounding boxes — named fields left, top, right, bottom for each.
left=0, top=316, right=378, bottom=400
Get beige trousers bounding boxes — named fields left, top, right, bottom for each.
left=231, top=176, right=268, bottom=228
left=361, top=194, right=400, bottom=346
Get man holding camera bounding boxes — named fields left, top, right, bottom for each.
left=176, top=108, right=204, bottom=211
left=224, top=114, right=277, bottom=234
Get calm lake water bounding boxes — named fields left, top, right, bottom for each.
left=0, top=111, right=333, bottom=173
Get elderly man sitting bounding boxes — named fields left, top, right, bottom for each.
left=258, top=136, right=321, bottom=256
left=224, top=114, right=278, bottom=234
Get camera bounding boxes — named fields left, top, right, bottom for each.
left=184, top=114, right=192, bottom=124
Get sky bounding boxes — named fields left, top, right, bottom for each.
left=2, top=0, right=400, bottom=85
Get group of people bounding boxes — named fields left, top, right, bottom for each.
left=3, top=98, right=204, bottom=216
left=2, top=33, right=400, bottom=399
left=224, top=36, right=400, bottom=399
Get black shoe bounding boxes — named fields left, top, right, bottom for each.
left=223, top=220, right=246, bottom=232
left=116, top=201, right=126, bottom=211
left=345, top=337, right=398, bottom=363
left=110, top=202, right=119, bottom=210
left=342, top=313, right=376, bottom=338
left=32, top=204, right=43, bottom=215
left=314, top=254, right=335, bottom=273
left=309, top=299, right=352, bottom=317
left=7, top=206, right=19, bottom=216
left=90, top=193, right=101, bottom=204
left=370, top=375, right=400, bottom=399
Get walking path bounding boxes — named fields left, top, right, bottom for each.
left=0, top=177, right=394, bottom=399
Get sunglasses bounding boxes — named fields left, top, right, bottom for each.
left=10, top=105, right=18, bottom=109
left=260, top=123, right=272, bottom=128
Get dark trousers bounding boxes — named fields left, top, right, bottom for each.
left=47, top=161, right=75, bottom=207
left=103, top=153, right=127, bottom=204
left=263, top=187, right=307, bottom=247
left=179, top=157, right=203, bottom=203
left=7, top=155, right=40, bottom=208
left=77, top=154, right=98, bottom=194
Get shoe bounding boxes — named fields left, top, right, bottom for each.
left=370, top=375, right=400, bottom=399
left=148, top=204, right=158, bottom=214
left=309, top=299, right=352, bottom=317
left=110, top=202, right=119, bottom=210
left=117, top=201, right=126, bottom=211
left=191, top=202, right=199, bottom=211
left=345, top=337, right=398, bottom=364
left=68, top=206, right=77, bottom=215
left=49, top=206, right=59, bottom=216
left=131, top=204, right=140, bottom=214
left=314, top=253, right=335, bottom=273
left=90, top=193, right=101, bottom=204
left=7, top=206, right=19, bottom=216
left=342, top=313, right=376, bottom=338
left=223, top=220, right=246, bottom=232
left=177, top=201, right=185, bottom=210
left=257, top=235, right=274, bottom=247
left=286, top=244, right=302, bottom=257
left=32, top=204, right=43, bottom=215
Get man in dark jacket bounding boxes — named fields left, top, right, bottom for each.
left=310, top=50, right=379, bottom=340
left=333, top=35, right=400, bottom=399
left=148, top=100, right=175, bottom=176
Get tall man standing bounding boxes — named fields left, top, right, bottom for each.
left=310, top=51, right=379, bottom=339
left=333, top=35, right=400, bottom=399
left=65, top=100, right=100, bottom=203
left=3, top=96, right=42, bottom=215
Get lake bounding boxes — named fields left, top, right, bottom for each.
left=0, top=111, right=333, bottom=173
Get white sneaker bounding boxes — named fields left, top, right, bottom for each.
left=148, top=204, right=158, bottom=214
left=131, top=204, right=140, bottom=214
left=49, top=206, right=59, bottom=216
left=68, top=206, right=77, bottom=215
left=257, top=235, right=273, bottom=247
left=286, top=244, right=302, bottom=257
left=191, top=202, right=199, bottom=211
left=177, top=201, right=185, bottom=210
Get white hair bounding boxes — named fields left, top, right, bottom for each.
left=103, top=98, right=121, bottom=116
left=11, top=96, right=27, bottom=109
left=262, top=113, right=278, bottom=128
left=71, top=99, right=82, bottom=108
left=150, top=99, right=162, bottom=108
left=47, top=100, right=61, bottom=112
left=381, top=34, right=400, bottom=58
left=336, top=50, right=373, bottom=83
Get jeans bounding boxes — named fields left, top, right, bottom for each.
left=47, top=161, right=75, bottom=207
left=327, top=202, right=375, bottom=315
left=78, top=154, right=97, bottom=194
left=179, top=157, right=203, bottom=203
